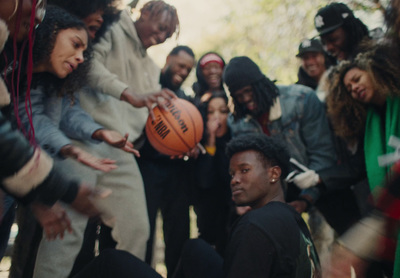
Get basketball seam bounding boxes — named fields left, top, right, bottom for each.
left=179, top=101, right=199, bottom=144
left=160, top=102, right=192, bottom=151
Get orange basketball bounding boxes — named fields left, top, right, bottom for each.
left=145, top=98, right=204, bottom=156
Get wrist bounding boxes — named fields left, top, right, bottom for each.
left=297, top=195, right=313, bottom=212
left=92, top=129, right=105, bottom=141
left=59, top=144, right=73, bottom=157
left=206, top=135, right=216, bottom=147
left=302, top=186, right=321, bottom=204
left=121, top=89, right=139, bottom=106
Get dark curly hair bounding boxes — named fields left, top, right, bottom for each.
left=226, top=133, right=290, bottom=186
left=47, top=0, right=121, bottom=42
left=32, top=5, right=92, bottom=98
left=326, top=42, right=400, bottom=144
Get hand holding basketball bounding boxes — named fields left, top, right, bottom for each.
left=145, top=98, right=204, bottom=156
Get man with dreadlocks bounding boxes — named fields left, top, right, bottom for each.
left=314, top=2, right=370, bottom=63
left=223, top=56, right=337, bottom=255
left=74, top=0, right=180, bottom=266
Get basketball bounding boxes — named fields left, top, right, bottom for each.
left=145, top=98, right=204, bottom=156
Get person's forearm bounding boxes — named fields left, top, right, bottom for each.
left=0, top=113, right=79, bottom=205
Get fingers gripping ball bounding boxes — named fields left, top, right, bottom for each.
left=145, top=98, right=204, bottom=156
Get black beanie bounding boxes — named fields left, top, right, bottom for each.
left=223, top=56, right=265, bottom=94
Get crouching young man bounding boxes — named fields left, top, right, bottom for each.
left=174, top=134, right=321, bottom=278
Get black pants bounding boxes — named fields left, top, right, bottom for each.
left=9, top=205, right=42, bottom=278
left=69, top=219, right=117, bottom=277
left=73, top=249, right=162, bottom=278
left=191, top=186, right=235, bottom=256
left=173, top=239, right=223, bottom=278
left=137, top=158, right=190, bottom=278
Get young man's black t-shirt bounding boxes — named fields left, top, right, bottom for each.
left=224, top=202, right=320, bottom=278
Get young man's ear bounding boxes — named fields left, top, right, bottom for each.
left=269, top=166, right=281, bottom=183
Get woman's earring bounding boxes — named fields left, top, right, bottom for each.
left=8, top=0, right=19, bottom=20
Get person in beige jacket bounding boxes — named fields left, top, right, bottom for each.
left=79, top=0, right=179, bottom=264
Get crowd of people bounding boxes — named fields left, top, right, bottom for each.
left=1, top=0, right=400, bottom=277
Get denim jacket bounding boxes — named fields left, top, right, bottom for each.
left=228, top=84, right=336, bottom=172
left=19, top=86, right=103, bottom=158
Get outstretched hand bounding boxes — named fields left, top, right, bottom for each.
left=70, top=184, right=111, bottom=217
left=60, top=144, right=117, bottom=172
left=31, top=202, right=72, bottom=240
left=92, top=130, right=140, bottom=157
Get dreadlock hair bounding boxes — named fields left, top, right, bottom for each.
left=32, top=5, right=92, bottom=99
left=2, top=0, right=40, bottom=143
left=385, top=0, right=400, bottom=46
left=226, top=133, right=290, bottom=188
left=231, top=77, right=279, bottom=120
left=47, top=0, right=121, bottom=42
left=339, top=6, right=370, bottom=59
left=140, top=0, right=179, bottom=39
left=326, top=42, right=400, bottom=144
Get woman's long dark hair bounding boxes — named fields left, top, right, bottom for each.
left=326, top=42, right=400, bottom=144
left=32, top=5, right=92, bottom=98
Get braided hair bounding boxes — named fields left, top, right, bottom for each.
left=385, top=0, right=400, bottom=46
left=231, top=77, right=279, bottom=120
left=341, top=14, right=370, bottom=59
left=140, top=0, right=179, bottom=39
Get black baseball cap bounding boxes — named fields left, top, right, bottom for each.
left=296, top=38, right=324, bottom=57
left=314, top=3, right=354, bottom=36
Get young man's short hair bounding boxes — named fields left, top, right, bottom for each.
left=226, top=133, right=290, bottom=180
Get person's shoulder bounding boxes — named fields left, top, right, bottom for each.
left=103, top=9, right=132, bottom=38
left=235, top=202, right=303, bottom=241
left=257, top=201, right=296, bottom=213
left=278, top=84, right=315, bottom=96
left=243, top=202, right=297, bottom=224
